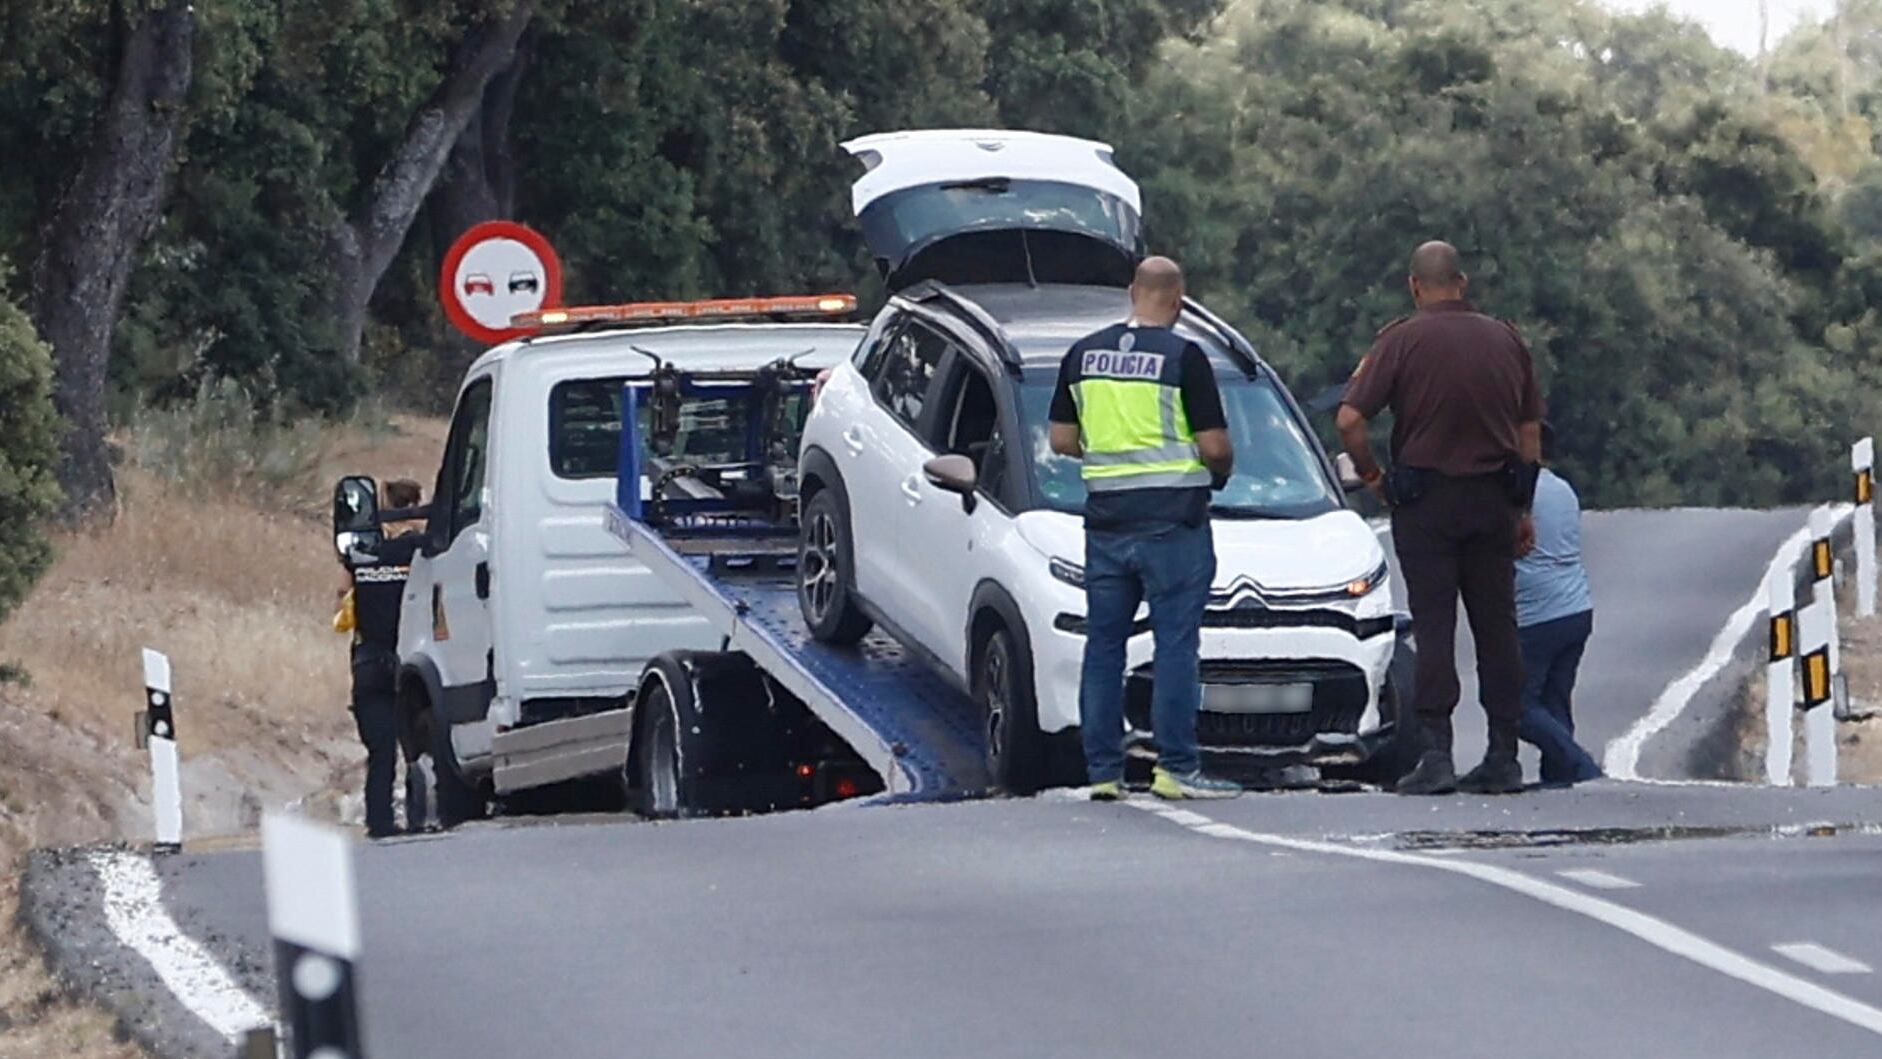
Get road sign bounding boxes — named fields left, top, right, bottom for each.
left=438, top=220, right=562, bottom=345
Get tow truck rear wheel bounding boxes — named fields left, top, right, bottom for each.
left=799, top=489, right=872, bottom=645
left=976, top=626, right=1057, bottom=795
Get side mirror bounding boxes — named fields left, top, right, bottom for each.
left=1334, top=453, right=1366, bottom=493
left=923, top=454, right=978, bottom=496
left=332, top=475, right=382, bottom=561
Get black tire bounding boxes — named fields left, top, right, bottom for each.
left=798, top=488, right=873, bottom=645
left=1347, top=630, right=1424, bottom=787
left=408, top=701, right=486, bottom=829
left=627, top=653, right=708, bottom=818
left=975, top=625, right=1069, bottom=794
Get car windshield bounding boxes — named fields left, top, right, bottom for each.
left=1016, top=373, right=1342, bottom=519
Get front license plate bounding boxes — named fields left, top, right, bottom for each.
left=1202, top=682, right=1314, bottom=715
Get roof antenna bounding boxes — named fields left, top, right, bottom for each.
left=1020, top=229, right=1039, bottom=288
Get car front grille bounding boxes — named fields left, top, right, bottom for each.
left=1125, top=658, right=1369, bottom=749
left=1055, top=609, right=1392, bottom=640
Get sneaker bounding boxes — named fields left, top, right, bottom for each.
left=1394, top=751, right=1458, bottom=795
left=1456, top=754, right=1524, bottom=795
left=1089, top=780, right=1124, bottom=802
left=1151, top=767, right=1241, bottom=800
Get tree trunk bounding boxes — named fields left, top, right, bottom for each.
left=29, top=0, right=196, bottom=525
left=330, top=1, right=536, bottom=366
left=428, top=33, right=534, bottom=376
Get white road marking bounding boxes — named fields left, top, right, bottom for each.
left=1557, top=868, right=1640, bottom=890
left=1129, top=801, right=1882, bottom=1038
left=91, top=851, right=271, bottom=1043
left=1774, top=943, right=1874, bottom=975
left=1603, top=514, right=1841, bottom=780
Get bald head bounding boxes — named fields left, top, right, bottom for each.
left=1408, top=241, right=1468, bottom=307
left=1129, top=256, right=1185, bottom=325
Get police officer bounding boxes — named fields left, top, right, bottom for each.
left=1337, top=242, right=1544, bottom=796
left=1048, top=256, right=1241, bottom=801
left=338, top=479, right=427, bottom=837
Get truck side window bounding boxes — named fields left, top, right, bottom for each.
left=438, top=378, right=494, bottom=544
left=870, top=320, right=947, bottom=429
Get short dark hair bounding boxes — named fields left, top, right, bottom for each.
left=385, top=479, right=422, bottom=508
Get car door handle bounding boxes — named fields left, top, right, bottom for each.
left=901, top=475, right=923, bottom=503
left=842, top=427, right=866, bottom=453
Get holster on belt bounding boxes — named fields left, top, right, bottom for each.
left=1384, top=466, right=1430, bottom=508
left=1502, top=460, right=1541, bottom=507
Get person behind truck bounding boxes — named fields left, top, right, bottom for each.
left=1516, top=422, right=1603, bottom=787
left=1048, top=256, right=1241, bottom=801
left=1336, top=241, right=1544, bottom=797
left=335, top=478, right=426, bottom=838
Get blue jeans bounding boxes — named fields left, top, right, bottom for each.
left=1517, top=610, right=1603, bottom=784
left=1079, top=522, right=1216, bottom=782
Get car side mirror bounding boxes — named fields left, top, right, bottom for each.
left=1334, top=453, right=1366, bottom=493
left=332, top=475, right=383, bottom=561
left=923, top=454, right=978, bottom=496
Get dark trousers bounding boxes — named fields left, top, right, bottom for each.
left=1391, top=474, right=1524, bottom=758
left=350, top=645, right=399, bottom=837
left=1518, top=610, right=1603, bottom=784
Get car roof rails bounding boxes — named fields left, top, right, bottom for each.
left=1180, top=297, right=1263, bottom=379
left=901, top=280, right=1026, bottom=376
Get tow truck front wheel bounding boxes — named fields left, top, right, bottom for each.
left=628, top=655, right=703, bottom=819
left=799, top=489, right=873, bottom=645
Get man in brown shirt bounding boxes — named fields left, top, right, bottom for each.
left=1337, top=241, right=1544, bottom=796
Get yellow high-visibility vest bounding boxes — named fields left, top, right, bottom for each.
left=1071, top=338, right=1209, bottom=492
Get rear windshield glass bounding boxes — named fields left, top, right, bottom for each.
left=548, top=377, right=812, bottom=479
left=858, top=179, right=1140, bottom=264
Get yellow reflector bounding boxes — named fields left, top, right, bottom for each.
left=1804, top=649, right=1831, bottom=706
left=1858, top=469, right=1874, bottom=505
left=1770, top=612, right=1793, bottom=661
left=1813, top=539, right=1833, bottom=580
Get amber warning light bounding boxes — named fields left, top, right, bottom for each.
left=512, top=293, right=857, bottom=331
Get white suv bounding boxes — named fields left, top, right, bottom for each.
left=796, top=130, right=1405, bottom=791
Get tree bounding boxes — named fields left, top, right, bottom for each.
left=22, top=0, right=195, bottom=522
left=0, top=279, right=63, bottom=619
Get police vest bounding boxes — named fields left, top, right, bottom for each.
left=1071, top=329, right=1210, bottom=493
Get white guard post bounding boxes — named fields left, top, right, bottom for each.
left=1855, top=438, right=1876, bottom=618
left=1800, top=507, right=1839, bottom=786
left=263, top=813, right=365, bottom=1059
left=1765, top=563, right=1796, bottom=786
left=140, top=648, right=183, bottom=853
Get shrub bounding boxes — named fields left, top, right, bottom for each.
left=127, top=377, right=327, bottom=509
left=0, top=283, right=63, bottom=622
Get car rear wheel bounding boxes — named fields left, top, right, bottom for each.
left=798, top=489, right=873, bottom=645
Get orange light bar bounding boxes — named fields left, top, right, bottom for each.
left=512, top=293, right=856, bottom=330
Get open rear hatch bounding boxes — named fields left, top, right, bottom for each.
left=843, top=129, right=1143, bottom=290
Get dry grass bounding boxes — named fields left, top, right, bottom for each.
left=0, top=412, right=445, bottom=1057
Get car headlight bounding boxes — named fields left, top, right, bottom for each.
left=1049, top=558, right=1085, bottom=589
left=1343, top=559, right=1391, bottom=598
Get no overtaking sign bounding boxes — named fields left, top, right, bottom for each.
left=438, top=220, right=563, bottom=345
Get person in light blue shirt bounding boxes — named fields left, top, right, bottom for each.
left=1515, top=424, right=1603, bottom=786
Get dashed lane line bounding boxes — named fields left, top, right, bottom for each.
left=1128, top=800, right=1882, bottom=1038
left=1774, top=943, right=1875, bottom=976
left=91, top=850, right=272, bottom=1044
left=1557, top=868, right=1642, bottom=890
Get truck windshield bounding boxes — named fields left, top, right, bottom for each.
left=549, top=377, right=810, bottom=479
left=1015, top=374, right=1342, bottom=520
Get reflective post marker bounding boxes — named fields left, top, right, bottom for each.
left=1855, top=438, right=1876, bottom=618
left=262, top=813, right=365, bottom=1059
left=1800, top=507, right=1839, bottom=787
left=140, top=648, right=182, bottom=853
left=1765, top=563, right=1795, bottom=786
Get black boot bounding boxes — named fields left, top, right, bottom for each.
left=1394, top=750, right=1457, bottom=795
left=1457, top=753, right=1524, bottom=794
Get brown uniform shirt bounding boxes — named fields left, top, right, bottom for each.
left=1341, top=300, right=1544, bottom=477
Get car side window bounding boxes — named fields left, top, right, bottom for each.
left=869, top=319, right=948, bottom=428
left=854, top=313, right=902, bottom=380
left=944, top=362, right=1009, bottom=505
left=431, top=377, right=494, bottom=548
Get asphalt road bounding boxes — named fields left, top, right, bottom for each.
left=28, top=504, right=1880, bottom=1059
left=1381, top=507, right=1814, bottom=776
left=128, top=786, right=1882, bottom=1059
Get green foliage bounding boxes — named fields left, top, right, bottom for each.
left=126, top=376, right=328, bottom=503
left=0, top=275, right=63, bottom=620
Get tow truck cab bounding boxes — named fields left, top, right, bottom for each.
left=333, top=304, right=873, bottom=822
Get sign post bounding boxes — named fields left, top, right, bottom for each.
left=1765, top=564, right=1796, bottom=786
left=140, top=648, right=183, bottom=853
left=438, top=220, right=562, bottom=346
left=263, top=813, right=365, bottom=1059
left=1854, top=437, right=1875, bottom=618
left=1800, top=506, right=1839, bottom=787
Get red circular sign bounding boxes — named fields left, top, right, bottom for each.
left=438, top=220, right=564, bottom=345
